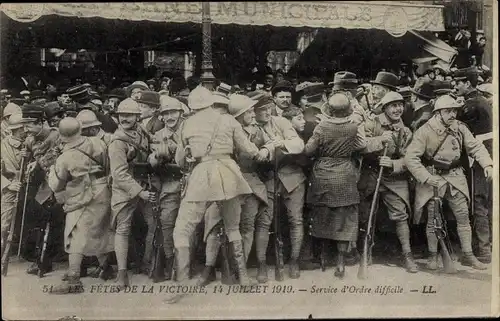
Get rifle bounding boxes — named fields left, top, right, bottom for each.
left=38, top=216, right=51, bottom=278
left=147, top=174, right=166, bottom=283
left=273, top=147, right=285, bottom=282
left=1, top=151, right=29, bottom=276
left=218, top=224, right=237, bottom=285
left=357, top=144, right=388, bottom=280
left=180, top=146, right=197, bottom=199
left=431, top=166, right=458, bottom=274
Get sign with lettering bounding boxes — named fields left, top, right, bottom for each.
left=1, top=2, right=445, bottom=32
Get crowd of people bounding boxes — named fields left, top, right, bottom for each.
left=0, top=60, right=493, bottom=304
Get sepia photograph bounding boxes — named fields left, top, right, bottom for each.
left=0, top=1, right=498, bottom=319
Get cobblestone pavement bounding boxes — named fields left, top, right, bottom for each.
left=1, top=256, right=495, bottom=320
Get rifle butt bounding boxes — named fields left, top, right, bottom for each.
left=274, top=241, right=285, bottom=282
left=438, top=239, right=457, bottom=274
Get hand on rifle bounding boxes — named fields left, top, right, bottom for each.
left=20, top=147, right=30, bottom=158
left=26, top=161, right=37, bottom=175
left=380, top=131, right=394, bottom=144
left=148, top=152, right=159, bottom=168
left=7, top=181, right=22, bottom=192
left=256, top=148, right=270, bottom=162
left=484, top=166, right=493, bottom=182
left=139, top=190, right=157, bottom=203
left=426, top=175, right=443, bottom=188
left=379, top=156, right=393, bottom=169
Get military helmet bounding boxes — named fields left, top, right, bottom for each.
left=7, top=112, right=28, bottom=130
left=76, top=109, right=102, bottom=129
left=159, top=96, right=184, bottom=113
left=188, top=85, right=214, bottom=110
left=379, top=92, right=404, bottom=109
left=3, top=102, right=22, bottom=118
left=58, top=117, right=82, bottom=143
left=228, top=94, right=258, bottom=118
left=116, top=98, right=141, bottom=114
left=433, top=94, right=463, bottom=112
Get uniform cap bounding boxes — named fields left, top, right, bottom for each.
left=135, top=90, right=160, bottom=108
left=116, top=98, right=141, bottom=114
left=67, top=84, right=92, bottom=103
left=7, top=112, right=29, bottom=130
left=215, top=83, right=232, bottom=96
left=228, top=94, right=258, bottom=118
left=76, top=109, right=102, bottom=129
left=58, top=117, right=81, bottom=143
left=3, top=102, right=22, bottom=118
left=432, top=80, right=454, bottom=96
left=159, top=96, right=184, bottom=113
left=188, top=85, right=214, bottom=110
left=433, top=94, right=463, bottom=112
left=452, top=66, right=479, bottom=82
left=20, top=90, right=30, bottom=96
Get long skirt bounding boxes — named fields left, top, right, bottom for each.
left=310, top=205, right=358, bottom=242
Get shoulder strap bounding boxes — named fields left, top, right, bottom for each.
left=431, top=132, right=450, bottom=159
left=72, top=147, right=102, bottom=167
left=205, top=113, right=223, bottom=156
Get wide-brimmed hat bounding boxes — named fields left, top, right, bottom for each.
left=253, top=95, right=275, bottom=110
left=7, top=112, right=30, bottom=130
left=410, top=81, right=435, bottom=100
left=297, top=82, right=324, bottom=99
left=107, top=88, right=126, bottom=100
left=135, top=90, right=160, bottom=108
left=331, top=71, right=358, bottom=91
left=477, top=83, right=493, bottom=97
left=271, top=80, right=294, bottom=96
left=370, top=71, right=399, bottom=90
left=397, top=86, right=412, bottom=99
left=3, top=102, right=22, bottom=118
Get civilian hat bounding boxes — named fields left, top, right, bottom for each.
left=271, top=80, right=294, bottom=96
left=370, top=71, right=399, bottom=90
left=30, top=90, right=45, bottom=101
left=135, top=90, right=160, bottom=108
left=410, top=81, right=435, bottom=100
left=253, top=95, right=275, bottom=110
left=452, top=66, right=479, bottom=83
left=331, top=71, right=358, bottom=91
left=432, top=80, right=454, bottom=96
left=126, top=81, right=149, bottom=97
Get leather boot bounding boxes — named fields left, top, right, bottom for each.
left=231, top=240, right=251, bottom=285
left=476, top=249, right=491, bottom=264
left=164, top=247, right=191, bottom=304
left=461, top=252, right=487, bottom=270
left=27, top=261, right=53, bottom=276
left=198, top=266, right=216, bottom=286
left=289, top=258, right=300, bottom=279
left=164, top=256, right=174, bottom=280
left=139, top=263, right=150, bottom=275
left=256, top=261, right=268, bottom=284
left=426, top=252, right=439, bottom=270
left=115, top=269, right=130, bottom=291
left=98, top=264, right=115, bottom=281
left=50, top=274, right=84, bottom=295
left=403, top=252, right=418, bottom=273
left=334, top=251, right=345, bottom=279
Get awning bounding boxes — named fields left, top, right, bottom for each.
left=1, top=2, right=445, bottom=31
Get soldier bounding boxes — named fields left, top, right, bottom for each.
left=405, top=95, right=493, bottom=271
left=453, top=67, right=493, bottom=264
left=44, top=101, right=66, bottom=128
left=22, top=104, right=64, bottom=275
left=146, top=79, right=157, bottom=91
left=76, top=109, right=113, bottom=145
left=1, top=112, right=29, bottom=254
left=165, top=86, right=269, bottom=303
left=108, top=98, right=158, bottom=289
left=253, top=94, right=306, bottom=283
left=2, top=102, right=22, bottom=139
left=47, top=118, right=114, bottom=294
left=409, top=81, right=435, bottom=131
left=20, top=90, right=31, bottom=102
left=358, top=92, right=418, bottom=273
left=148, top=96, right=185, bottom=279
left=135, top=91, right=164, bottom=134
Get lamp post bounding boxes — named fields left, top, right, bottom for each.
left=201, top=1, right=215, bottom=90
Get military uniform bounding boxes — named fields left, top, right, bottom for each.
left=405, top=95, right=492, bottom=270
left=255, top=114, right=305, bottom=282
left=171, top=87, right=261, bottom=297
left=0, top=114, right=27, bottom=255
left=151, top=113, right=183, bottom=279
left=358, top=92, right=418, bottom=273
left=47, top=119, right=114, bottom=294
left=108, top=98, right=159, bottom=288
